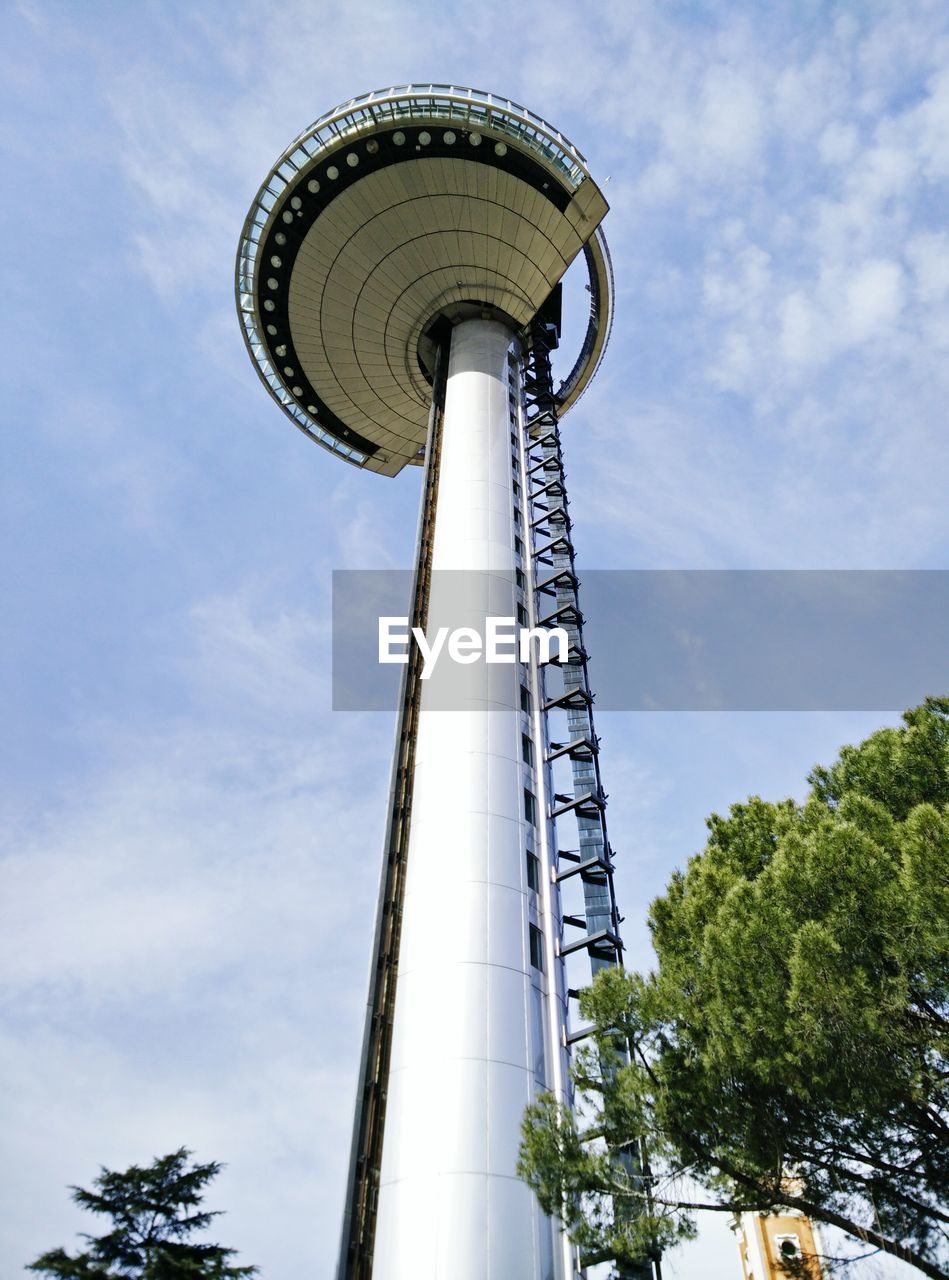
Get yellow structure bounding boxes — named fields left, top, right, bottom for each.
left=735, top=1210, right=825, bottom=1279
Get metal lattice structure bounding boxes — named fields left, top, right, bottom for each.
left=523, top=312, right=655, bottom=1280
left=522, top=315, right=625, bottom=984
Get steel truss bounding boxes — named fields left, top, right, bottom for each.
left=522, top=313, right=656, bottom=1280
left=522, top=315, right=625, bottom=987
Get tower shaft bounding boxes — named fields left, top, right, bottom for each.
left=339, top=313, right=641, bottom=1280
left=372, top=319, right=572, bottom=1278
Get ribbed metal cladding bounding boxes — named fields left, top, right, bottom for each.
left=286, top=157, right=599, bottom=470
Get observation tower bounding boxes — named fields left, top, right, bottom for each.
left=236, top=86, right=638, bottom=1280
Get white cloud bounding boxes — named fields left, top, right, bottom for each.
left=779, top=289, right=819, bottom=367
left=186, top=588, right=330, bottom=722
left=773, top=52, right=843, bottom=139
left=571, top=392, right=777, bottom=567
left=819, top=120, right=859, bottom=166
left=0, top=717, right=383, bottom=1005
left=697, top=65, right=765, bottom=169
left=847, top=140, right=916, bottom=206
left=842, top=256, right=905, bottom=342
left=773, top=256, right=906, bottom=368
left=911, top=66, right=949, bottom=179
left=703, top=242, right=771, bottom=318
left=906, top=229, right=949, bottom=303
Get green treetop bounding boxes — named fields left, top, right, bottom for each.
left=28, top=1148, right=258, bottom=1280
left=519, top=698, right=949, bottom=1279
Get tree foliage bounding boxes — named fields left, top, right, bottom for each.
left=28, top=1148, right=257, bottom=1280
left=519, top=698, right=949, bottom=1278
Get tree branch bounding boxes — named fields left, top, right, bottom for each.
left=710, top=1152, right=949, bottom=1280
left=789, top=1145, right=949, bottom=1224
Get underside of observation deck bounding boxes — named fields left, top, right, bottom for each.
left=236, top=87, right=612, bottom=475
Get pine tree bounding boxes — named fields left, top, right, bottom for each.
left=519, top=698, right=949, bottom=1278
left=28, top=1148, right=257, bottom=1280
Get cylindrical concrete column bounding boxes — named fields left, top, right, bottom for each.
left=373, top=319, right=564, bottom=1280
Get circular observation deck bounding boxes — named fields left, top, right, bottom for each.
left=236, top=85, right=613, bottom=476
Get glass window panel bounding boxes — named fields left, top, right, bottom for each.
left=524, top=789, right=537, bottom=825
left=526, top=851, right=540, bottom=891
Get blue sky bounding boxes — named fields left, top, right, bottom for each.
left=2, top=2, right=947, bottom=1277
